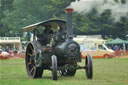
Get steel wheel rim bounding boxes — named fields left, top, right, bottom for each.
left=26, top=44, right=36, bottom=78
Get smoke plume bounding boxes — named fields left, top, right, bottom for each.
left=70, top=0, right=128, bottom=22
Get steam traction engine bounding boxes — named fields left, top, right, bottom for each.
left=23, top=8, right=93, bottom=80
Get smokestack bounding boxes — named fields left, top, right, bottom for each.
left=65, top=7, right=74, bottom=38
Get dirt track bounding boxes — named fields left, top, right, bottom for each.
left=0, top=54, right=128, bottom=60
left=119, top=55, right=128, bottom=58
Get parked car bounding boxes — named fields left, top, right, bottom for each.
left=81, top=44, right=115, bottom=58
left=0, top=49, right=9, bottom=56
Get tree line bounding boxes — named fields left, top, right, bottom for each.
left=0, top=0, right=128, bottom=40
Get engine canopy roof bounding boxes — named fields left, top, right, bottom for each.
left=23, top=19, right=66, bottom=32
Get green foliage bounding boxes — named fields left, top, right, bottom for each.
left=0, top=0, right=128, bottom=40
left=0, top=0, right=74, bottom=37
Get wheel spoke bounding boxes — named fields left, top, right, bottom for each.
left=28, top=62, right=31, bottom=65
left=30, top=46, right=34, bottom=53
left=30, top=45, right=33, bottom=50
left=29, top=66, right=35, bottom=74
left=28, top=53, right=32, bottom=56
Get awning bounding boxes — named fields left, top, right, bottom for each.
left=107, top=38, right=127, bottom=44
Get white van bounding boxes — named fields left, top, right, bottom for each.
left=74, top=36, right=115, bottom=58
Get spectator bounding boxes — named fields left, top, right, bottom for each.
left=115, top=45, right=120, bottom=58
left=113, top=45, right=117, bottom=51
left=5, top=46, right=9, bottom=53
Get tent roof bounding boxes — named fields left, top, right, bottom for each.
left=107, top=38, right=128, bottom=44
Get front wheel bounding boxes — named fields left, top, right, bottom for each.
left=51, top=55, right=58, bottom=80
left=85, top=54, right=93, bottom=79
left=104, top=54, right=109, bottom=58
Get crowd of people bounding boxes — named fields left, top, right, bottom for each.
left=0, top=46, right=25, bottom=59
left=109, top=45, right=126, bottom=57
left=0, top=46, right=18, bottom=53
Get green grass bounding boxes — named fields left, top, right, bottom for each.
left=0, top=58, right=128, bottom=85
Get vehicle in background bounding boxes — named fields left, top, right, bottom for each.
left=0, top=49, right=9, bottom=56
left=81, top=44, right=115, bottom=58
left=74, top=36, right=115, bottom=58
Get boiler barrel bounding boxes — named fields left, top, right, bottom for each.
left=54, top=40, right=80, bottom=57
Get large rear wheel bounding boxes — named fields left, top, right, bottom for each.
left=25, top=43, right=43, bottom=78
left=85, top=54, right=93, bottom=79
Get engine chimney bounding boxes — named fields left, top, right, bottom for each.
left=65, top=7, right=73, bottom=39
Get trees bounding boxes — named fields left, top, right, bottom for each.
left=0, top=0, right=14, bottom=36
left=72, top=0, right=128, bottom=39
left=0, top=0, right=127, bottom=40
left=0, top=0, right=74, bottom=37
left=1, top=0, right=52, bottom=37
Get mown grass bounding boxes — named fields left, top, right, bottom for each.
left=0, top=58, right=128, bottom=85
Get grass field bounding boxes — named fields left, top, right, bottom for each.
left=0, top=58, right=128, bottom=85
